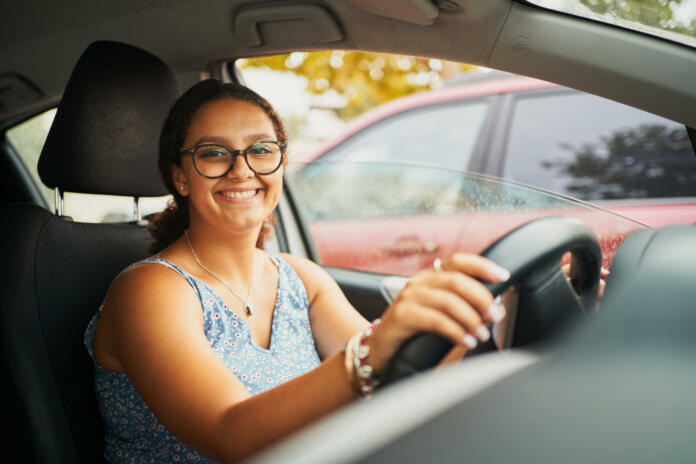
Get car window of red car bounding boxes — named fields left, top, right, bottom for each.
left=502, top=91, right=696, bottom=202
left=319, top=100, right=489, bottom=171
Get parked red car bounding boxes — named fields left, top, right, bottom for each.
left=291, top=72, right=696, bottom=275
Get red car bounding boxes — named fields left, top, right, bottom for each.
left=290, top=72, right=696, bottom=275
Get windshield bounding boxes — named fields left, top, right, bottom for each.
left=286, top=162, right=645, bottom=276
left=525, top=0, right=696, bottom=49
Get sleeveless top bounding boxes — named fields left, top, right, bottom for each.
left=84, top=254, right=322, bottom=463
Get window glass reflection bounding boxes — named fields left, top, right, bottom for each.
left=503, top=91, right=696, bottom=200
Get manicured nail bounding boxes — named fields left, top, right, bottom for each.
left=492, top=266, right=511, bottom=282
left=461, top=334, right=478, bottom=349
left=487, top=302, right=506, bottom=323
left=475, top=325, right=490, bottom=342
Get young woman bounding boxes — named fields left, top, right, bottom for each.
left=84, top=79, right=511, bottom=463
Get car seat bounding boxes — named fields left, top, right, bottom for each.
left=0, top=41, right=178, bottom=463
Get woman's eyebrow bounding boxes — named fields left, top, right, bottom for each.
left=194, top=136, right=228, bottom=145
left=193, top=134, right=275, bottom=146
left=243, top=133, right=275, bottom=143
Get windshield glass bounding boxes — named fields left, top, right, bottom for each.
left=525, top=0, right=696, bottom=48
left=286, top=162, right=645, bottom=276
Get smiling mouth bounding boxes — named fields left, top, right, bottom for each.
left=217, top=189, right=260, bottom=200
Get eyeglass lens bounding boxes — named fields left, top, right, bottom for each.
left=193, top=142, right=283, bottom=177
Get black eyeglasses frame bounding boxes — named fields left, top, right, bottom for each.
left=180, top=140, right=287, bottom=178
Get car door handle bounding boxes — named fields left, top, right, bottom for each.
left=383, top=235, right=440, bottom=256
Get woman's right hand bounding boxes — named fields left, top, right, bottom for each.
left=365, top=253, right=511, bottom=374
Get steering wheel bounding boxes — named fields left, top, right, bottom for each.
left=379, top=216, right=601, bottom=387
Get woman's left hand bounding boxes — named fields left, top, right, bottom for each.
left=562, top=264, right=609, bottom=300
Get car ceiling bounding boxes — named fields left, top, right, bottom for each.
left=1, top=0, right=695, bottom=128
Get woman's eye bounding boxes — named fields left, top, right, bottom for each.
left=198, top=149, right=228, bottom=160
left=248, top=144, right=272, bottom=155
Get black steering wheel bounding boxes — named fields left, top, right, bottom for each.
left=380, top=216, right=601, bottom=387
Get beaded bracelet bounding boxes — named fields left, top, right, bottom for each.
left=345, top=318, right=381, bottom=398
left=343, top=332, right=361, bottom=394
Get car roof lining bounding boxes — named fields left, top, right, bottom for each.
left=0, top=0, right=695, bottom=127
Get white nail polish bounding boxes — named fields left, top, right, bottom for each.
left=461, top=334, right=478, bottom=349
left=494, top=266, right=511, bottom=281
left=487, top=302, right=506, bottom=323
left=475, top=325, right=490, bottom=342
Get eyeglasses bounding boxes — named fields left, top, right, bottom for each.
left=180, top=140, right=287, bottom=177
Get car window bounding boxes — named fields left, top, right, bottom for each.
left=6, top=109, right=170, bottom=222
left=527, top=0, right=696, bottom=49
left=502, top=91, right=696, bottom=201
left=319, top=100, right=489, bottom=171
left=6, top=108, right=56, bottom=205
left=287, top=161, right=644, bottom=276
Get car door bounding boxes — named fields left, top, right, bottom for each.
left=288, top=97, right=498, bottom=277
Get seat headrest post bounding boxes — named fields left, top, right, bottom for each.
left=133, top=197, right=141, bottom=222
left=54, top=187, right=63, bottom=216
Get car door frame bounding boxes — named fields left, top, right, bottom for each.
left=275, top=181, right=391, bottom=321
left=482, top=86, right=574, bottom=178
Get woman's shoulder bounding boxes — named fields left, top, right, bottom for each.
left=274, top=253, right=339, bottom=304
left=113, top=257, right=193, bottom=294
left=102, top=257, right=203, bottom=323
left=95, top=257, right=204, bottom=371
left=274, top=253, right=326, bottom=281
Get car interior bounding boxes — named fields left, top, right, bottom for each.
left=1, top=0, right=696, bottom=462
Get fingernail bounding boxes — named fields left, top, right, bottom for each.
left=487, top=302, right=506, bottom=323
left=475, top=325, right=490, bottom=342
left=492, top=266, right=511, bottom=282
left=461, top=334, right=478, bottom=349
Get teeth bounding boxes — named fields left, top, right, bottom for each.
left=219, top=190, right=257, bottom=199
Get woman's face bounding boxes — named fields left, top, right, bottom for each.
left=172, top=98, right=284, bottom=234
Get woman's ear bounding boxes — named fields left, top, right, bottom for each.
left=170, top=164, right=189, bottom=196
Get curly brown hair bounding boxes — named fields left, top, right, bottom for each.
left=148, top=79, right=288, bottom=254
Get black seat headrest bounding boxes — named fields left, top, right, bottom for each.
left=38, top=41, right=178, bottom=197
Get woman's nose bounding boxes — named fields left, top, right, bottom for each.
left=227, top=153, right=254, bottom=179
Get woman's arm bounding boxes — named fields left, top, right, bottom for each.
left=278, top=253, right=370, bottom=358
left=97, top=253, right=508, bottom=462
left=97, top=263, right=359, bottom=463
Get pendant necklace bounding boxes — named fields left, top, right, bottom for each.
left=184, top=230, right=255, bottom=317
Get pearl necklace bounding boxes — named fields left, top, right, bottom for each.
left=184, top=230, right=255, bottom=316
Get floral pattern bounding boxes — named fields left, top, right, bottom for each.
left=84, top=255, right=321, bottom=463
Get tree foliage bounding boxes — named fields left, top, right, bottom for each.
left=237, top=51, right=476, bottom=119
left=579, top=0, right=696, bottom=39
left=543, top=124, right=696, bottom=200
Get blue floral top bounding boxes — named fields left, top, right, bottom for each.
left=84, top=254, right=321, bottom=463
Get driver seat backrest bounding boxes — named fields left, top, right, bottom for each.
left=0, top=41, right=178, bottom=463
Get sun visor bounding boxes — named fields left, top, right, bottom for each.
left=234, top=4, right=344, bottom=47
left=350, top=0, right=442, bottom=25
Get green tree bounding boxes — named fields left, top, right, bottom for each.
left=543, top=124, right=696, bottom=200
left=237, top=51, right=476, bottom=119
left=580, top=0, right=696, bottom=39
